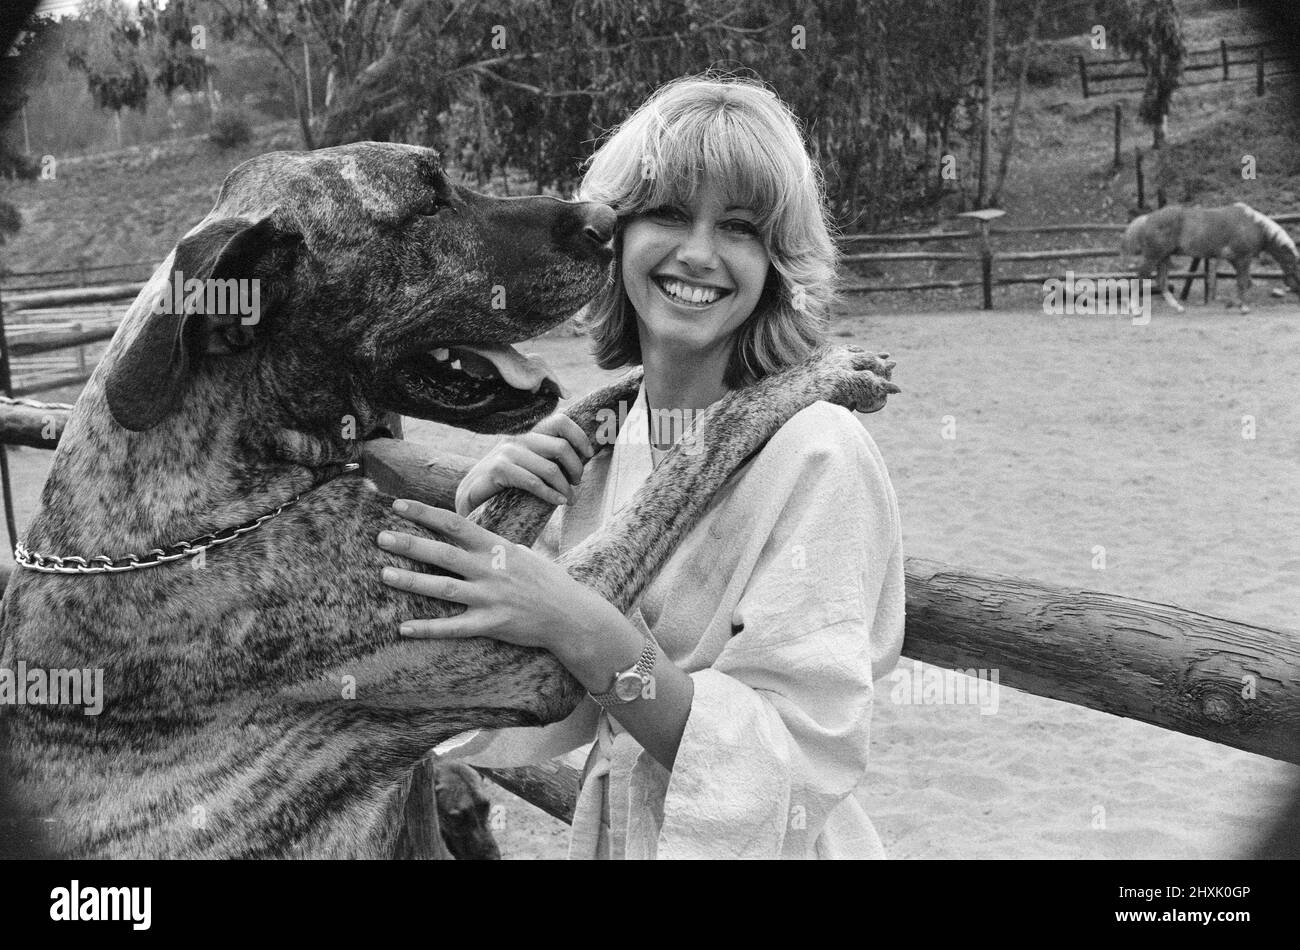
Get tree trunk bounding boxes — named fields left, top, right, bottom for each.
left=990, top=0, right=1045, bottom=208
left=290, top=73, right=315, bottom=150
left=977, top=0, right=995, bottom=208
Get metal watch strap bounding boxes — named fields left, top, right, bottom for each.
left=589, top=635, right=657, bottom=709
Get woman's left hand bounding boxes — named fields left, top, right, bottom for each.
left=376, top=498, right=625, bottom=656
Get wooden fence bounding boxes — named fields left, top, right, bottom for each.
left=3, top=219, right=1298, bottom=839
left=840, top=212, right=1300, bottom=309
left=1078, top=38, right=1298, bottom=99
left=3, top=405, right=1298, bottom=839
left=6, top=208, right=1300, bottom=392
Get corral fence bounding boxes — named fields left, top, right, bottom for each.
left=7, top=208, right=1300, bottom=397
left=840, top=211, right=1300, bottom=310
left=1078, top=37, right=1299, bottom=99
left=1, top=407, right=1297, bottom=845
left=2, top=226, right=1297, bottom=853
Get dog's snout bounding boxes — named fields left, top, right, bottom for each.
left=580, top=204, right=617, bottom=249
left=552, top=201, right=616, bottom=259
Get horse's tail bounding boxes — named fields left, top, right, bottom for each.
left=1234, top=203, right=1300, bottom=291
left=1121, top=215, right=1148, bottom=257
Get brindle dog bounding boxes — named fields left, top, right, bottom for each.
left=0, top=142, right=898, bottom=858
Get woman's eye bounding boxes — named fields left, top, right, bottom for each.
left=723, top=219, right=760, bottom=236
left=645, top=205, right=686, bottom=223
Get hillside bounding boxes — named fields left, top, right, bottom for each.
left=1, top=4, right=1298, bottom=308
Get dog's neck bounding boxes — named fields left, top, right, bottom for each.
left=26, top=357, right=375, bottom=558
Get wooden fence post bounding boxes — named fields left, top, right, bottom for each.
left=1220, top=39, right=1229, bottom=80
left=392, top=755, right=453, bottom=860
left=1135, top=147, right=1145, bottom=209
left=0, top=289, right=16, bottom=553
left=1077, top=54, right=1089, bottom=98
left=0, top=289, right=11, bottom=397
left=980, top=226, right=993, bottom=310
left=956, top=208, right=1004, bottom=311
left=1112, top=103, right=1122, bottom=171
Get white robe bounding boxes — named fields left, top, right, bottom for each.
left=435, top=382, right=906, bottom=859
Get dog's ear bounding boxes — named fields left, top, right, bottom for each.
left=106, top=214, right=302, bottom=432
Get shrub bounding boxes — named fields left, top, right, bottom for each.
left=208, top=108, right=252, bottom=149
left=1025, top=44, right=1077, bottom=87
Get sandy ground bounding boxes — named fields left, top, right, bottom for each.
left=6, top=301, right=1298, bottom=859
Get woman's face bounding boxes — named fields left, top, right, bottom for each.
left=621, top=177, right=771, bottom=360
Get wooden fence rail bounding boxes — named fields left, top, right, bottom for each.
left=5, top=214, right=1299, bottom=836
left=838, top=214, right=1300, bottom=306
left=1078, top=38, right=1297, bottom=99
left=4, top=211, right=1300, bottom=392
left=3, top=423, right=1296, bottom=776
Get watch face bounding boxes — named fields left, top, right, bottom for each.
left=614, top=672, right=645, bottom=702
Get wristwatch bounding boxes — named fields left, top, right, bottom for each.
left=589, top=635, right=657, bottom=709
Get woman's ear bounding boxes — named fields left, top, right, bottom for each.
left=105, top=214, right=303, bottom=432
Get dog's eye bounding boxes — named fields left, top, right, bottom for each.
left=412, top=187, right=456, bottom=219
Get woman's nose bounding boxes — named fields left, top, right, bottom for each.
left=675, top=222, right=719, bottom=271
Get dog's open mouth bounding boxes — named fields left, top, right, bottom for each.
left=389, top=342, right=565, bottom=432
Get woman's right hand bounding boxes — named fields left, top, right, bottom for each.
left=454, top=413, right=596, bottom=515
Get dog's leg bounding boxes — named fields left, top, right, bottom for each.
left=469, top=372, right=643, bottom=546
left=554, top=346, right=897, bottom=611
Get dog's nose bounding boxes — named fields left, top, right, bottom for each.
left=579, top=204, right=617, bottom=249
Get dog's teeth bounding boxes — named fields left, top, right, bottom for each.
left=432, top=348, right=450, bottom=361
left=450, top=359, right=462, bottom=371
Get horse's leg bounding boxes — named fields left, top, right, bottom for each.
left=1232, top=256, right=1252, bottom=314
left=1158, top=257, right=1184, bottom=313
left=1206, top=257, right=1218, bottom=306
left=1179, top=257, right=1199, bottom=302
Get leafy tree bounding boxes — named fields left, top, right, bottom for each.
left=141, top=0, right=210, bottom=100
left=65, top=0, right=212, bottom=147
left=66, top=0, right=152, bottom=121
left=1099, top=0, right=1185, bottom=149
left=0, top=12, right=57, bottom=180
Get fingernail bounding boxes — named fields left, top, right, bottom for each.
left=382, top=566, right=398, bottom=582
left=378, top=531, right=394, bottom=546
left=393, top=499, right=409, bottom=513
left=399, top=624, right=414, bottom=636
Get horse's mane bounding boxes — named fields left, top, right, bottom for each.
left=1234, top=202, right=1300, bottom=262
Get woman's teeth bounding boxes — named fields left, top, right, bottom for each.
left=659, top=279, right=724, bottom=305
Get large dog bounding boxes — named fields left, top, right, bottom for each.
left=0, top=142, right=898, bottom=858
left=1122, top=202, right=1300, bottom=313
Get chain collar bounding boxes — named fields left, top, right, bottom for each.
left=14, top=462, right=362, bottom=576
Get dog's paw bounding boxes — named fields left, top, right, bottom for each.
left=815, top=344, right=901, bottom=414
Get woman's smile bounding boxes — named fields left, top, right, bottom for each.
left=622, top=177, right=770, bottom=352
left=651, top=274, right=734, bottom=309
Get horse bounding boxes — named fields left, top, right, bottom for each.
left=1121, top=203, right=1300, bottom=314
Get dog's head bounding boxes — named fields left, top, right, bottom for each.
left=105, top=142, right=614, bottom=435
left=433, top=761, right=501, bottom=860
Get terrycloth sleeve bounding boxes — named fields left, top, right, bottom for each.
left=633, top=405, right=904, bottom=859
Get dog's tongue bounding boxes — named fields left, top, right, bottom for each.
left=457, top=344, right=566, bottom=397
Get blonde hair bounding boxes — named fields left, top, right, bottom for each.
left=575, top=73, right=837, bottom=388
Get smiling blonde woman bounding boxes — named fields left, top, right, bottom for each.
left=377, top=74, right=905, bottom=859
